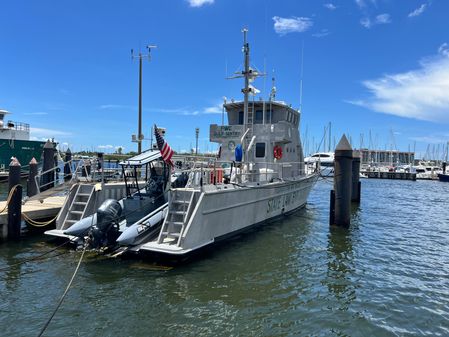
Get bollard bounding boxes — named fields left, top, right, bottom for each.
left=351, top=150, right=361, bottom=203
left=27, top=157, right=38, bottom=197
left=64, top=148, right=72, bottom=181
left=41, top=140, right=55, bottom=191
left=8, top=158, right=22, bottom=240
left=331, top=135, right=353, bottom=227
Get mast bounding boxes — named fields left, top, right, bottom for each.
left=242, top=28, right=250, bottom=126
left=131, top=44, right=157, bottom=154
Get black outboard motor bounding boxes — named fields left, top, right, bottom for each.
left=88, top=199, right=122, bottom=249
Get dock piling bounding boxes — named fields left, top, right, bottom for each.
left=8, top=158, right=22, bottom=240
left=42, top=140, right=55, bottom=191
left=352, top=150, right=361, bottom=203
left=64, top=148, right=72, bottom=181
left=331, top=135, right=353, bottom=227
left=27, top=158, right=38, bottom=197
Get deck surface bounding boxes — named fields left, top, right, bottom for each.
left=0, top=196, right=65, bottom=226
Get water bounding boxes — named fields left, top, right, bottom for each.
left=1, top=179, right=449, bottom=336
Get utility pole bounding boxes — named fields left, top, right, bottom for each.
left=195, top=128, right=200, bottom=155
left=131, top=44, right=156, bottom=154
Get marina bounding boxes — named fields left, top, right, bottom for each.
left=2, top=1, right=449, bottom=335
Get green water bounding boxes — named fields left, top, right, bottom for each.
left=1, top=179, right=449, bottom=336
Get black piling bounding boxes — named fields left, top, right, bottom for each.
left=64, top=148, right=72, bottom=181
left=443, top=162, right=447, bottom=175
left=41, top=140, right=55, bottom=191
left=351, top=150, right=361, bottom=203
left=331, top=135, right=353, bottom=227
left=8, top=158, right=22, bottom=240
left=27, top=157, right=38, bottom=197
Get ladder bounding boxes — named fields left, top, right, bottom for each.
left=123, top=166, right=141, bottom=198
left=60, top=184, right=95, bottom=230
left=245, top=105, right=254, bottom=142
left=157, top=189, right=196, bottom=245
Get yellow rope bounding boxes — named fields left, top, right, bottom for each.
left=1, top=184, right=57, bottom=227
left=0, top=184, right=20, bottom=214
left=22, top=212, right=58, bottom=227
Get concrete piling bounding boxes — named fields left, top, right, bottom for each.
left=331, top=135, right=353, bottom=227
left=351, top=150, right=361, bottom=203
left=8, top=158, right=22, bottom=240
left=42, top=140, right=55, bottom=191
left=64, top=148, right=72, bottom=181
left=27, top=158, right=38, bottom=197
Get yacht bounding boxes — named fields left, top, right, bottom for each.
left=305, top=152, right=334, bottom=177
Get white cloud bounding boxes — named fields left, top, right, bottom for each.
left=187, top=0, right=214, bottom=7
left=348, top=48, right=449, bottom=123
left=360, top=17, right=372, bottom=28
left=410, top=133, right=449, bottom=144
left=408, top=4, right=427, bottom=18
left=24, top=112, right=48, bottom=115
left=273, top=16, right=313, bottom=36
left=438, top=43, right=449, bottom=57
left=98, top=145, right=114, bottom=149
left=312, top=29, right=330, bottom=38
left=376, top=13, right=391, bottom=24
left=180, top=111, right=200, bottom=116
left=31, top=127, right=72, bottom=137
left=99, top=104, right=133, bottom=110
left=355, top=0, right=365, bottom=8
left=204, top=105, right=222, bottom=114
left=324, top=3, right=337, bottom=10
left=360, top=14, right=391, bottom=28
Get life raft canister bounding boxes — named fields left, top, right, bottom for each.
left=273, top=145, right=282, bottom=160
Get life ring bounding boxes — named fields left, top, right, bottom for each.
left=273, top=145, right=282, bottom=160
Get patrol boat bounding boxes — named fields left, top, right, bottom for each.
left=127, top=29, right=318, bottom=258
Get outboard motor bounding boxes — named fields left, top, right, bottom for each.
left=88, top=199, right=122, bottom=249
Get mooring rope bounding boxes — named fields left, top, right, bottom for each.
left=0, top=184, right=20, bottom=214
left=37, top=244, right=87, bottom=337
left=22, top=213, right=59, bottom=227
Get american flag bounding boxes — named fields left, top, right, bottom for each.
left=154, top=124, right=174, bottom=166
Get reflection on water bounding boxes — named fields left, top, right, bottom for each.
left=326, top=226, right=356, bottom=310
left=1, top=179, right=449, bottom=336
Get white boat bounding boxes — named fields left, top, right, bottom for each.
left=45, top=150, right=181, bottom=249
left=121, top=29, right=318, bottom=259
left=412, top=161, right=441, bottom=180
left=305, top=152, right=334, bottom=177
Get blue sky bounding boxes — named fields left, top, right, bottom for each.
left=1, top=0, right=448, bottom=158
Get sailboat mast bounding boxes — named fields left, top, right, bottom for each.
left=242, top=28, right=250, bottom=126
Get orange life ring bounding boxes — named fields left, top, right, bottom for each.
left=273, top=145, right=283, bottom=160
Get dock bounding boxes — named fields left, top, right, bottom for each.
left=0, top=196, right=65, bottom=239
left=363, top=171, right=417, bottom=181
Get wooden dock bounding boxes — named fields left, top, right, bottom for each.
left=0, top=196, right=65, bottom=240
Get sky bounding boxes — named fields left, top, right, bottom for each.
left=1, top=0, right=449, bottom=159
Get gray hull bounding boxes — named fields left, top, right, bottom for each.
left=138, top=174, right=318, bottom=256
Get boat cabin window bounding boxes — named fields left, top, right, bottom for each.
left=255, top=142, right=265, bottom=158
left=238, top=111, right=244, bottom=125
left=265, top=109, right=272, bottom=124
left=255, top=110, right=263, bottom=124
